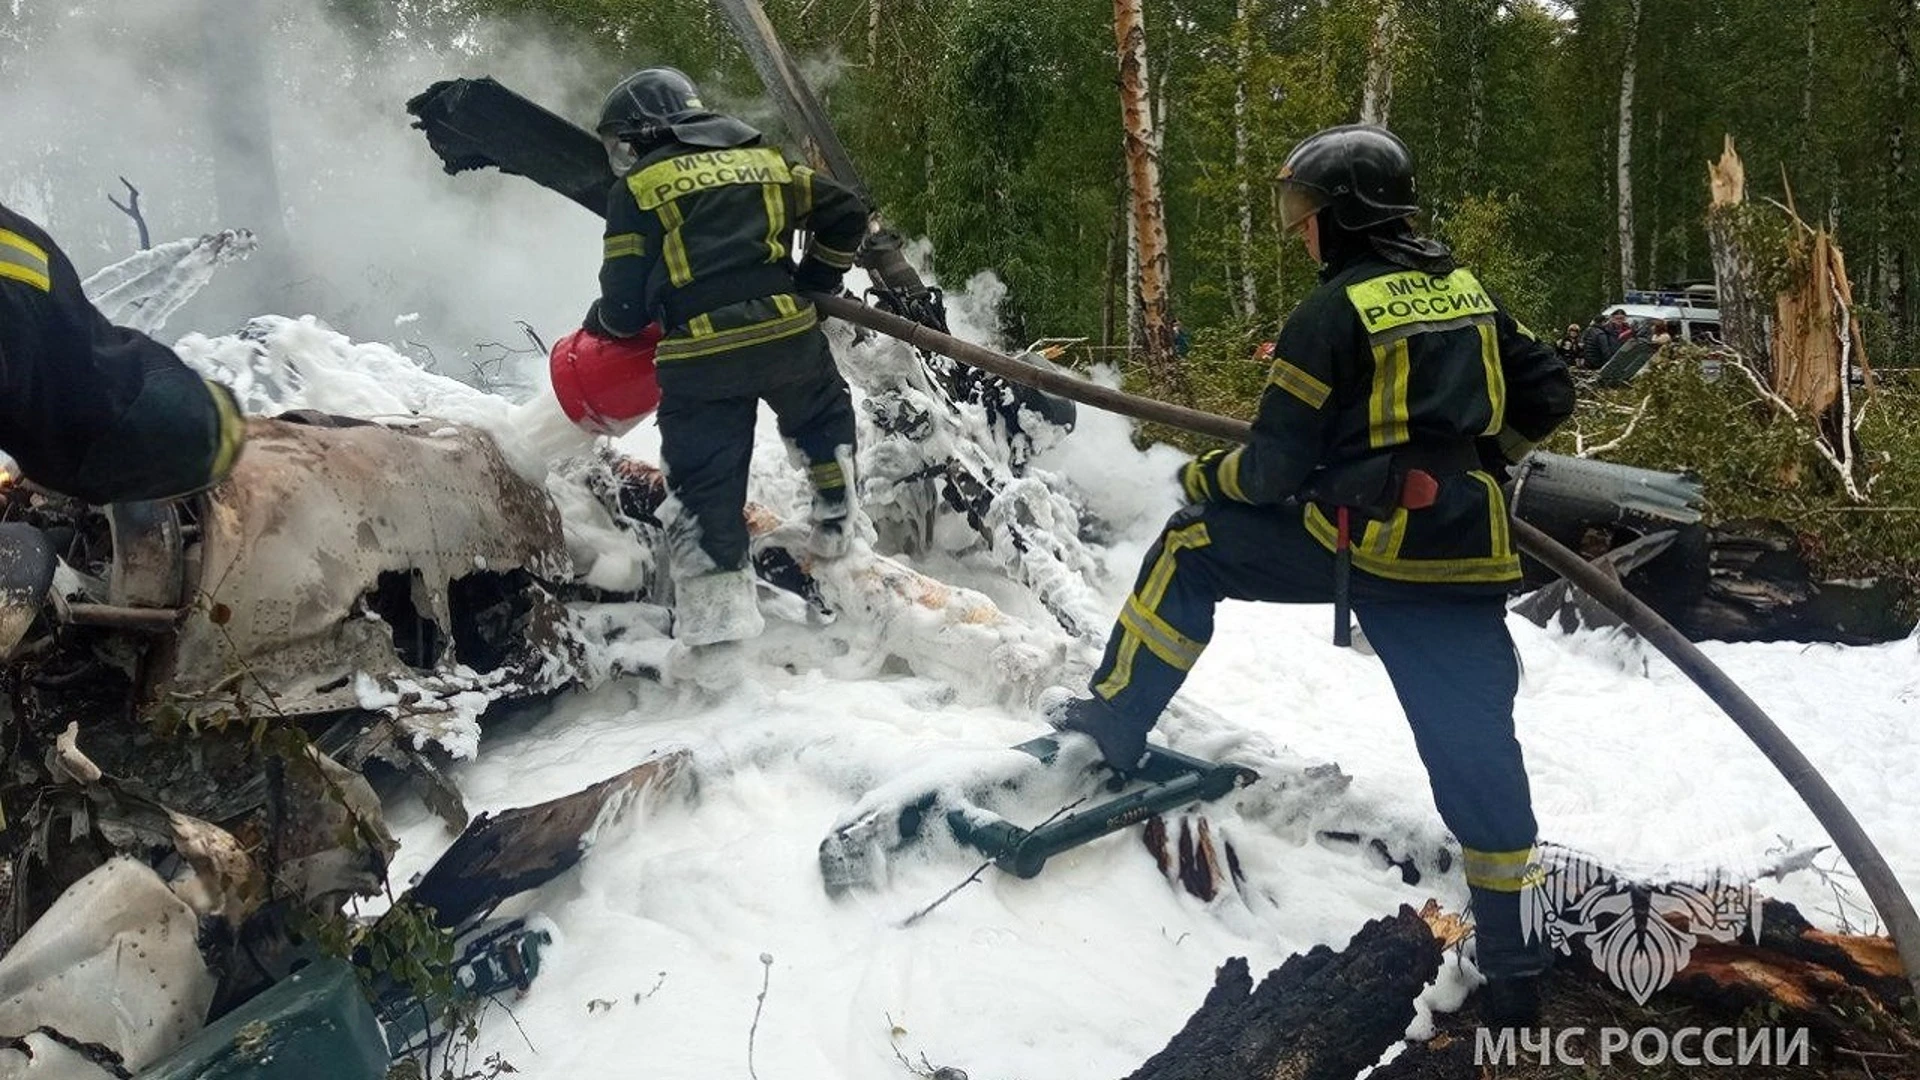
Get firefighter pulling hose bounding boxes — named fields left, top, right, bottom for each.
left=803, top=284, right=1920, bottom=1013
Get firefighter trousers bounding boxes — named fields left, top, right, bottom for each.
left=654, top=327, right=855, bottom=574
left=1087, top=500, right=1546, bottom=976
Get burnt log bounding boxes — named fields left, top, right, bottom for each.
left=1375, top=898, right=1918, bottom=1079
left=1126, top=907, right=1441, bottom=1080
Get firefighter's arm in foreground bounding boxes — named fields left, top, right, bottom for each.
left=0, top=217, right=243, bottom=504
left=1486, top=307, right=1576, bottom=466
left=588, top=181, right=663, bottom=338
left=789, top=163, right=868, bottom=295
left=1180, top=308, right=1337, bottom=505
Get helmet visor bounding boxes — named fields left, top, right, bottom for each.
left=603, top=133, right=639, bottom=176
left=1279, top=182, right=1327, bottom=233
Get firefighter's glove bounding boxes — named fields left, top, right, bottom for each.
left=792, top=257, right=845, bottom=297
left=1178, top=448, right=1232, bottom=504
left=205, top=379, right=247, bottom=484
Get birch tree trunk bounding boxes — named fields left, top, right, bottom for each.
left=1798, top=0, right=1818, bottom=158
left=1359, top=0, right=1398, bottom=127
left=1233, top=0, right=1257, bottom=321
left=1464, top=0, right=1493, bottom=188
left=1705, top=137, right=1773, bottom=372
left=1104, top=172, right=1125, bottom=352
left=1115, top=0, right=1179, bottom=393
left=1127, top=174, right=1142, bottom=352
left=1616, top=0, right=1642, bottom=293
left=1880, top=2, right=1914, bottom=350
left=1648, top=107, right=1665, bottom=285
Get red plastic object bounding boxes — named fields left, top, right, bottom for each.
left=1399, top=468, right=1439, bottom=510
left=549, top=323, right=664, bottom=435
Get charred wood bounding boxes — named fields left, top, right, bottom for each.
left=1126, top=908, right=1442, bottom=1080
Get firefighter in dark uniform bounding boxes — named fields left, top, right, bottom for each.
left=580, top=67, right=869, bottom=647
left=1051, top=126, right=1575, bottom=1020
left=0, top=202, right=245, bottom=504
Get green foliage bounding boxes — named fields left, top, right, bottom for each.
left=1432, top=192, right=1550, bottom=333
left=920, top=0, right=1117, bottom=342
left=1545, top=352, right=1920, bottom=602
left=1130, top=317, right=1271, bottom=453
left=310, top=897, right=457, bottom=1004
left=421, top=0, right=1920, bottom=561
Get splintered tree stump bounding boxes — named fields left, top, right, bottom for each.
left=1126, top=908, right=1442, bottom=1080
left=1672, top=900, right=1914, bottom=1050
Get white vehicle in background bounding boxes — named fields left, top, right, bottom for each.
left=1600, top=282, right=1723, bottom=343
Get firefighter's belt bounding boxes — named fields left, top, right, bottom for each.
left=1302, top=441, right=1480, bottom=518
left=660, top=264, right=797, bottom=328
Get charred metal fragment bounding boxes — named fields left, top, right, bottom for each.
left=409, top=749, right=691, bottom=930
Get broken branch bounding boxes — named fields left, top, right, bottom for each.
left=1575, top=393, right=1651, bottom=458
left=104, top=177, right=150, bottom=251
left=747, top=951, right=773, bottom=1080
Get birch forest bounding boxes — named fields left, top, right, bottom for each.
left=409, top=0, right=1920, bottom=377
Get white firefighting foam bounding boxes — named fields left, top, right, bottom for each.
left=163, top=276, right=1920, bottom=1080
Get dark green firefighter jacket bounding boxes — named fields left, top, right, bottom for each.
left=590, top=139, right=869, bottom=379
left=0, top=202, right=244, bottom=505
left=1204, top=251, right=1575, bottom=588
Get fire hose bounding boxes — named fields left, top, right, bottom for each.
left=810, top=291, right=1920, bottom=999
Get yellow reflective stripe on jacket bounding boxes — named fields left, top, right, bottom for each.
left=1478, top=320, right=1505, bottom=436
left=0, top=228, right=51, bottom=292
left=1097, top=522, right=1210, bottom=700
left=1367, top=337, right=1412, bottom=449
left=1462, top=845, right=1543, bottom=892
left=1267, top=356, right=1331, bottom=409
left=655, top=200, right=693, bottom=287
left=654, top=305, right=818, bottom=362
left=627, top=147, right=793, bottom=210
left=1363, top=506, right=1407, bottom=559
left=810, top=239, right=858, bottom=270
left=761, top=183, right=787, bottom=262
left=1478, top=470, right=1513, bottom=562
left=688, top=313, right=715, bottom=338
left=1493, top=424, right=1535, bottom=463
left=206, top=381, right=246, bottom=479
left=603, top=233, right=645, bottom=260
left=1216, top=447, right=1250, bottom=502
left=1303, top=501, right=1519, bottom=583
left=793, top=165, right=816, bottom=217
left=1181, top=460, right=1210, bottom=503
left=1345, top=268, right=1497, bottom=340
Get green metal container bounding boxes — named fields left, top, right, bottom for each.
left=138, top=959, right=388, bottom=1080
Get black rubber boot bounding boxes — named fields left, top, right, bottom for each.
left=1480, top=973, right=1543, bottom=1027
left=1047, top=695, right=1151, bottom=773
left=1470, top=884, right=1552, bottom=1027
